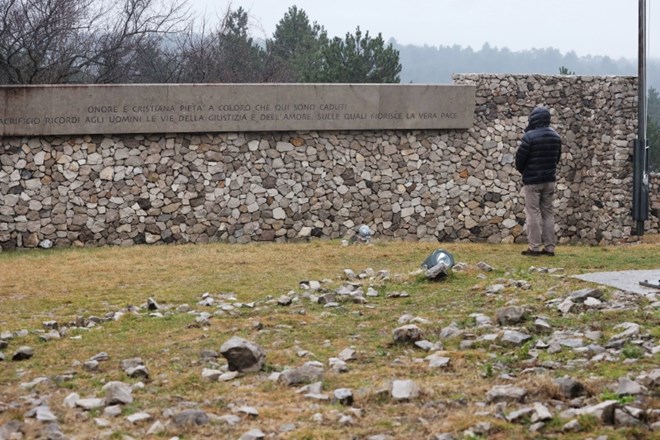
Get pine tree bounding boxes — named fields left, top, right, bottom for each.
left=313, top=27, right=401, bottom=83
left=267, top=6, right=327, bottom=82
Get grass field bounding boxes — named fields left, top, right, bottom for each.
left=0, top=238, right=658, bottom=439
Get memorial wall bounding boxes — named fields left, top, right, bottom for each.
left=0, top=75, right=658, bottom=250
left=0, top=84, right=475, bottom=135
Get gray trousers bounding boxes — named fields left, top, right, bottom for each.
left=523, top=182, right=556, bottom=252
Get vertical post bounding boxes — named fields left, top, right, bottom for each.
left=633, top=0, right=649, bottom=236
left=639, top=0, right=646, bottom=142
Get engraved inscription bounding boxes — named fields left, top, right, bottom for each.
left=0, top=84, right=476, bottom=135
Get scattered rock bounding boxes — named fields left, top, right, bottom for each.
left=506, top=406, right=534, bottom=423
left=217, top=414, right=241, bottom=426
left=0, top=254, right=656, bottom=438
left=568, top=288, right=604, bottom=303
left=172, top=409, right=209, bottom=427
left=338, top=348, right=357, bottom=361
left=500, top=330, right=532, bottom=346
left=392, top=324, right=424, bottom=344
left=562, top=419, right=581, bottom=432
left=561, top=400, right=618, bottom=425
left=279, top=362, right=324, bottom=386
left=426, top=353, right=451, bottom=369
left=485, top=283, right=506, bottom=294
left=238, top=406, right=259, bottom=418
left=219, top=371, right=240, bottom=382
left=425, top=262, right=450, bottom=280
left=328, top=358, right=349, bottom=373
left=34, top=406, right=58, bottom=422
left=610, top=322, right=641, bottom=341
left=104, top=405, right=122, bottom=418
left=94, top=417, right=111, bottom=428
left=386, top=291, right=410, bottom=298
left=202, top=368, right=223, bottom=381
left=121, top=357, right=148, bottom=375
left=391, top=380, right=420, bottom=401
left=415, top=340, right=438, bottom=351
left=103, top=381, right=133, bottom=405
left=63, top=393, right=80, bottom=408
left=532, top=402, right=553, bottom=422
left=486, top=385, right=527, bottom=403
left=615, top=377, right=645, bottom=396
left=126, top=412, right=152, bottom=424
left=496, top=306, right=529, bottom=325
left=439, top=323, right=464, bottom=340
left=76, top=398, right=105, bottom=411
left=557, top=299, right=577, bottom=315
left=42, top=321, right=59, bottom=330
left=318, top=293, right=338, bottom=305
left=554, top=376, right=586, bottom=398
left=463, top=422, right=493, bottom=438
left=20, top=376, right=49, bottom=389
left=240, top=428, right=266, bottom=440
left=471, top=313, right=493, bottom=327
left=220, top=337, right=266, bottom=372
left=614, top=407, right=647, bottom=427
left=431, top=434, right=456, bottom=440
left=637, top=369, right=660, bottom=389
left=476, top=262, right=493, bottom=272
left=534, top=318, right=552, bottom=333
left=147, top=297, right=160, bottom=311
left=147, top=420, right=166, bottom=435
left=277, top=295, right=293, bottom=306
left=12, top=346, right=34, bottom=361
left=83, top=360, right=100, bottom=372
left=333, top=388, right=354, bottom=406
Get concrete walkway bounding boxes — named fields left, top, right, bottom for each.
left=573, top=269, right=660, bottom=295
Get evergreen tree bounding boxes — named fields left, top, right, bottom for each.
left=216, top=7, right=267, bottom=82
left=313, top=27, right=401, bottom=83
left=267, top=6, right=327, bottom=82
left=177, top=7, right=267, bottom=83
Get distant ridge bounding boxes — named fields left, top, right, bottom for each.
left=394, top=41, right=660, bottom=89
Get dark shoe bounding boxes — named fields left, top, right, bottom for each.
left=521, top=249, right=542, bottom=256
left=541, top=249, right=555, bottom=256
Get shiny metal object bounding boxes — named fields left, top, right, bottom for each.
left=350, top=224, right=373, bottom=243
left=421, top=249, right=455, bottom=270
left=357, top=224, right=372, bottom=239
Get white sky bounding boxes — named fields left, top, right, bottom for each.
left=188, top=0, right=660, bottom=60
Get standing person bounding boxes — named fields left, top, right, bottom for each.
left=515, top=106, right=562, bottom=256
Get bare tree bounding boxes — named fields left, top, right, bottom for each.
left=0, top=0, right=94, bottom=83
left=175, top=6, right=269, bottom=84
left=0, top=0, right=191, bottom=84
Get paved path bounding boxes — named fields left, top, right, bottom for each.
left=573, top=269, right=660, bottom=295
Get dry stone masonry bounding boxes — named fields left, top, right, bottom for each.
left=0, top=74, right=658, bottom=250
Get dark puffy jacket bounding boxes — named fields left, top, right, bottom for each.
left=515, top=107, right=562, bottom=185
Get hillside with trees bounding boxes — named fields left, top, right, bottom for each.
left=394, top=41, right=660, bottom=91
left=1, top=0, right=656, bottom=88
left=0, top=1, right=400, bottom=85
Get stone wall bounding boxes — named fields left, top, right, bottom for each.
left=0, top=74, right=658, bottom=249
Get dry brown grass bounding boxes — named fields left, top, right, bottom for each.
left=0, top=239, right=658, bottom=439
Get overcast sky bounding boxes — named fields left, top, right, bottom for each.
left=188, top=0, right=659, bottom=60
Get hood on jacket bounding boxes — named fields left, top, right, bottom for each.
left=525, top=106, right=551, bottom=132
